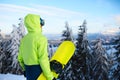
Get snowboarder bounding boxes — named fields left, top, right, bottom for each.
left=18, top=14, right=55, bottom=80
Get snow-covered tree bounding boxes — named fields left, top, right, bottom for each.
left=8, top=18, right=25, bottom=74
left=0, top=18, right=25, bottom=74
left=58, top=22, right=74, bottom=79
left=71, top=20, right=93, bottom=80
left=59, top=20, right=93, bottom=80
left=0, top=36, right=4, bottom=73
left=111, top=28, right=120, bottom=80
left=0, top=36, right=12, bottom=73
left=61, top=21, right=74, bottom=41
left=91, top=39, right=109, bottom=80
left=0, top=30, right=12, bottom=73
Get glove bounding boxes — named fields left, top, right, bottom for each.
left=52, top=77, right=56, bottom=80
left=23, top=71, right=26, bottom=77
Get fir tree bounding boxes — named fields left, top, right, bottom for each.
left=0, top=35, right=12, bottom=73
left=58, top=21, right=74, bottom=80
left=0, top=18, right=25, bottom=74
left=8, top=18, right=25, bottom=74
left=71, top=20, right=93, bottom=80
left=111, top=28, right=120, bottom=80
left=61, top=21, right=74, bottom=41
left=91, top=39, right=109, bottom=80
left=0, top=37, right=5, bottom=73
left=59, top=20, right=92, bottom=80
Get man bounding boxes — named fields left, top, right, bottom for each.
left=18, top=14, right=54, bottom=80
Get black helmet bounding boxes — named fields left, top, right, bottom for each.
left=40, top=18, right=45, bottom=26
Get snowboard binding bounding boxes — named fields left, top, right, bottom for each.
left=50, top=60, right=63, bottom=74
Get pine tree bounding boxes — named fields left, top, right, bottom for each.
left=72, top=20, right=93, bottom=80
left=8, top=18, right=25, bottom=74
left=91, top=39, right=109, bottom=80
left=0, top=34, right=12, bottom=73
left=59, top=20, right=92, bottom=80
left=0, top=34, right=4, bottom=73
left=58, top=21, right=74, bottom=80
left=61, top=21, right=74, bottom=41
left=0, top=18, right=25, bottom=74
left=111, top=28, right=120, bottom=80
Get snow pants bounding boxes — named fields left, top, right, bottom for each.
left=25, top=65, right=42, bottom=80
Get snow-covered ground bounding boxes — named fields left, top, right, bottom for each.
left=0, top=73, right=25, bottom=80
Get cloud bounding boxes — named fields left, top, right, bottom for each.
left=114, top=15, right=120, bottom=26
left=29, top=4, right=86, bottom=18
left=0, top=4, right=54, bottom=16
left=99, top=16, right=120, bottom=35
left=0, top=3, right=86, bottom=18
left=0, top=3, right=117, bottom=34
left=0, top=3, right=87, bottom=34
left=102, top=28, right=119, bottom=35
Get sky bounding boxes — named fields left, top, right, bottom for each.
left=0, top=0, right=120, bottom=34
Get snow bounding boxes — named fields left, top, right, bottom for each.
left=0, top=74, right=25, bottom=80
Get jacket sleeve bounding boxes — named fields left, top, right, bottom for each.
left=38, top=38, right=53, bottom=80
left=17, top=41, right=25, bottom=71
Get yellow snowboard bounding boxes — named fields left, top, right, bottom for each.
left=37, top=41, right=75, bottom=80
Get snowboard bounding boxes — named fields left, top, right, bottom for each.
left=37, top=41, right=75, bottom=80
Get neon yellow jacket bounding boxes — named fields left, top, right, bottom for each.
left=18, top=14, right=53, bottom=80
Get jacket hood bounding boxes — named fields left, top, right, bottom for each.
left=24, top=14, right=41, bottom=33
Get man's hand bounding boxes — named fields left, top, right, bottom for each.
left=53, top=77, right=56, bottom=80
left=23, top=71, right=26, bottom=77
